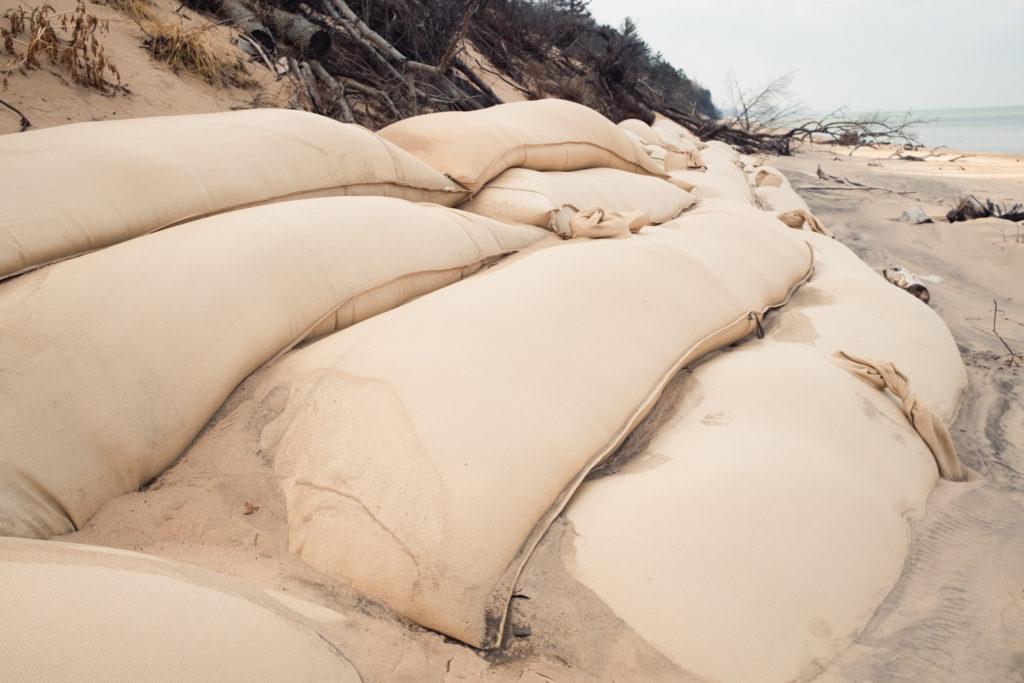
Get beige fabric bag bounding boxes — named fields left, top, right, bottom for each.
left=701, top=139, right=741, bottom=159
left=378, top=98, right=665, bottom=194
left=564, top=342, right=940, bottom=682
left=0, top=538, right=360, bottom=682
left=558, top=210, right=966, bottom=681
left=619, top=118, right=706, bottom=169
left=668, top=168, right=755, bottom=204
left=0, top=108, right=467, bottom=280
left=674, top=205, right=966, bottom=420
left=651, top=112, right=702, bottom=145
left=755, top=185, right=832, bottom=234
left=0, top=197, right=540, bottom=539
left=767, top=231, right=967, bottom=423
left=253, top=215, right=813, bottom=649
left=753, top=166, right=793, bottom=190
left=459, top=167, right=695, bottom=236
left=617, top=118, right=664, bottom=146
left=755, top=184, right=811, bottom=213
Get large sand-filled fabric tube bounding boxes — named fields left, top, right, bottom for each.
left=0, top=197, right=540, bottom=539
left=752, top=166, right=793, bottom=190
left=619, top=118, right=706, bottom=169
left=0, top=108, right=467, bottom=280
left=701, top=139, right=742, bottom=158
left=756, top=184, right=812, bottom=213
left=617, top=118, right=663, bottom=147
left=767, top=232, right=967, bottom=423
left=0, top=537, right=360, bottom=682
left=564, top=342, right=939, bottom=683
left=754, top=185, right=833, bottom=235
left=459, top=167, right=695, bottom=236
left=254, top=217, right=814, bottom=648
left=377, top=99, right=665, bottom=194
left=651, top=112, right=702, bottom=145
left=669, top=168, right=755, bottom=204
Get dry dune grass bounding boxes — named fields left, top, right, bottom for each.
left=144, top=21, right=256, bottom=89
left=98, top=0, right=152, bottom=22
left=1, top=0, right=256, bottom=92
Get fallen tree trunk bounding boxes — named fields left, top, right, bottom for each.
left=190, top=0, right=275, bottom=53
left=266, top=8, right=331, bottom=59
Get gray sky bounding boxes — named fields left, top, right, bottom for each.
left=586, top=0, right=1024, bottom=113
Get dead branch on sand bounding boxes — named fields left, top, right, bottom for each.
left=992, top=299, right=1023, bottom=367
left=803, top=165, right=917, bottom=196
left=0, top=96, right=30, bottom=130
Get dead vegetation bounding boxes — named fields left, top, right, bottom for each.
left=97, top=0, right=152, bottom=22
left=144, top=21, right=257, bottom=88
left=1, top=1, right=122, bottom=92
left=707, top=72, right=928, bottom=155
left=172, top=0, right=717, bottom=129
left=947, top=195, right=1024, bottom=223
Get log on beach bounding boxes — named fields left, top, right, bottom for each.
left=884, top=264, right=931, bottom=303
left=266, top=8, right=331, bottom=59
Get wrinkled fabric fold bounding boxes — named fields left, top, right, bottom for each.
left=569, top=207, right=651, bottom=238
left=829, top=351, right=965, bottom=481
left=777, top=209, right=834, bottom=238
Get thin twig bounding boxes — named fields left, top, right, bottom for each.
left=992, top=299, right=1017, bottom=357
left=797, top=185, right=918, bottom=197
left=240, top=31, right=276, bottom=75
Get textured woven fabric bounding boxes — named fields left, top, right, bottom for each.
left=257, top=211, right=813, bottom=648
left=0, top=197, right=540, bottom=538
left=378, top=98, right=666, bottom=194
left=0, top=108, right=466, bottom=279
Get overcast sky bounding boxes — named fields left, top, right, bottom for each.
left=585, top=0, right=1024, bottom=114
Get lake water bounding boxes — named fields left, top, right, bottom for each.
left=901, top=105, right=1024, bottom=154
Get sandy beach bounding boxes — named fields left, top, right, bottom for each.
left=771, top=145, right=1024, bottom=681
left=2, top=0, right=1023, bottom=679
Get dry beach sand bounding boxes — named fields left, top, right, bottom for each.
left=2, top=1, right=1023, bottom=679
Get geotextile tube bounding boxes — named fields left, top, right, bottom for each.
left=0, top=197, right=540, bottom=538
left=0, top=109, right=466, bottom=280
left=253, top=209, right=813, bottom=648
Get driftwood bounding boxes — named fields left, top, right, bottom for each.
left=883, top=265, right=930, bottom=304
left=182, top=0, right=714, bottom=129
left=946, top=195, right=1024, bottom=223
left=288, top=57, right=323, bottom=113
left=265, top=8, right=330, bottom=59
left=991, top=299, right=1023, bottom=367
left=190, top=0, right=274, bottom=52
left=809, top=165, right=917, bottom=197
left=309, top=59, right=354, bottom=123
